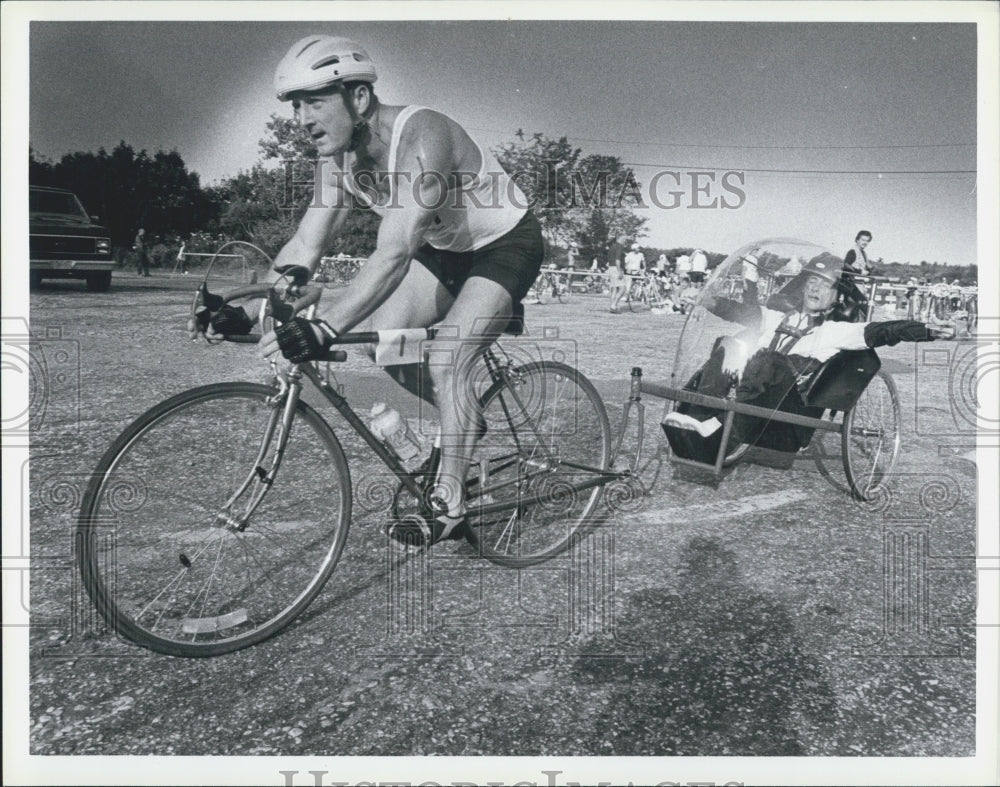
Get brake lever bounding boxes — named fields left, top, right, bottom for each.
left=281, top=283, right=323, bottom=319
left=273, top=263, right=312, bottom=287
left=266, top=289, right=294, bottom=323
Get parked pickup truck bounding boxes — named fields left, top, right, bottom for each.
left=30, top=186, right=113, bottom=292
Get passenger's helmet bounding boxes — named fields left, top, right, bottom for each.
left=274, top=36, right=378, bottom=101
left=799, top=253, right=841, bottom=285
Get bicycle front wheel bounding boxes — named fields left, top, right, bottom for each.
left=536, top=277, right=553, bottom=305
left=76, top=383, right=352, bottom=657
left=627, top=281, right=646, bottom=312
left=465, top=361, right=612, bottom=567
left=842, top=369, right=902, bottom=500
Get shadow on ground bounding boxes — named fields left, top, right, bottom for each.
left=573, top=535, right=836, bottom=755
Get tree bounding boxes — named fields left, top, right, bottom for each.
left=493, top=132, right=582, bottom=247
left=493, top=132, right=648, bottom=252
left=29, top=142, right=215, bottom=249
left=577, top=208, right=609, bottom=264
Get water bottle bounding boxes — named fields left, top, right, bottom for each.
left=370, top=403, right=421, bottom=464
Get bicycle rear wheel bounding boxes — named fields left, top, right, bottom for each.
left=76, top=383, right=352, bottom=657
left=842, top=369, right=902, bottom=500
left=626, top=280, right=646, bottom=312
left=554, top=275, right=568, bottom=303
left=464, top=361, right=612, bottom=567
left=536, top=276, right=553, bottom=305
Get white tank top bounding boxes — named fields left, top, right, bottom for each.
left=342, top=106, right=528, bottom=253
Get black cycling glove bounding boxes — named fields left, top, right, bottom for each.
left=274, top=317, right=337, bottom=363
left=193, top=284, right=226, bottom=331
left=209, top=305, right=255, bottom=336
left=864, top=320, right=933, bottom=347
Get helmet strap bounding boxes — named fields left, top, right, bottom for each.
left=336, top=84, right=374, bottom=153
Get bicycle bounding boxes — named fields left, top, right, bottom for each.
left=75, top=266, right=621, bottom=657
left=625, top=273, right=674, bottom=313
left=530, top=268, right=569, bottom=304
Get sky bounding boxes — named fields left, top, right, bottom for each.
left=23, top=16, right=983, bottom=266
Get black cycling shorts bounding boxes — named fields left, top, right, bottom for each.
left=412, top=211, right=544, bottom=304
left=688, top=271, right=706, bottom=284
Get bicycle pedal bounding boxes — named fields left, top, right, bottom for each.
left=386, top=515, right=431, bottom=552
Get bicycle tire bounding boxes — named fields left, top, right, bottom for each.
left=535, top=276, right=551, bottom=305
left=722, top=442, right=751, bottom=467
left=626, top=280, right=646, bottom=312
left=841, top=369, right=902, bottom=501
left=463, top=361, right=612, bottom=567
left=76, top=383, right=352, bottom=657
left=554, top=274, right=568, bottom=303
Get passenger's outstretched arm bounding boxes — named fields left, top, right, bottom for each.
left=864, top=320, right=952, bottom=346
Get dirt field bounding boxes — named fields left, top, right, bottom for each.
left=25, top=271, right=979, bottom=760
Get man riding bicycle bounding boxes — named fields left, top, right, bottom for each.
left=192, top=36, right=543, bottom=547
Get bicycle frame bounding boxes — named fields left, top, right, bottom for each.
left=636, top=374, right=843, bottom=479
left=230, top=330, right=622, bottom=525
left=214, top=272, right=627, bottom=523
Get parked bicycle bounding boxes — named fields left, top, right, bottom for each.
left=625, top=273, right=675, bottom=312
left=529, top=267, right=569, bottom=304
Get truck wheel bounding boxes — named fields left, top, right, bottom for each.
left=86, top=271, right=112, bottom=292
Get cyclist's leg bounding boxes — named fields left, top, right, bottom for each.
left=361, top=260, right=453, bottom=406
left=425, top=215, right=543, bottom=525
left=426, top=277, right=513, bottom=520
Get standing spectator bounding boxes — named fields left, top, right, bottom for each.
left=916, top=276, right=931, bottom=321
left=655, top=253, right=669, bottom=274
left=894, top=284, right=905, bottom=313
left=587, top=255, right=603, bottom=293
left=178, top=241, right=188, bottom=275
left=624, top=243, right=645, bottom=275
left=964, top=289, right=978, bottom=337
left=932, top=276, right=951, bottom=321
left=675, top=251, right=692, bottom=279
left=607, top=234, right=628, bottom=313
left=133, top=228, right=150, bottom=277
left=567, top=242, right=579, bottom=270
left=689, top=248, right=708, bottom=284
left=844, top=230, right=873, bottom=275
left=949, top=279, right=963, bottom=311
left=841, top=230, right=876, bottom=316
left=905, top=276, right=919, bottom=319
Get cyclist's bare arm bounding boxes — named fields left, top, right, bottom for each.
left=270, top=166, right=352, bottom=280
left=188, top=170, right=351, bottom=341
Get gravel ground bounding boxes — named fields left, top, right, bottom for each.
left=22, top=273, right=982, bottom=772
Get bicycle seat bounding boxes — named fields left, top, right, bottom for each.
left=505, top=302, right=526, bottom=336
left=802, top=348, right=880, bottom=410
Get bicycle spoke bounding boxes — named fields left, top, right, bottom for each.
left=843, top=369, right=901, bottom=501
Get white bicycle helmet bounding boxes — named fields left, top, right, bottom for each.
left=274, top=36, right=378, bottom=101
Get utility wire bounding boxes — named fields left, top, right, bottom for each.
left=620, top=161, right=975, bottom=175
left=466, top=125, right=974, bottom=152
